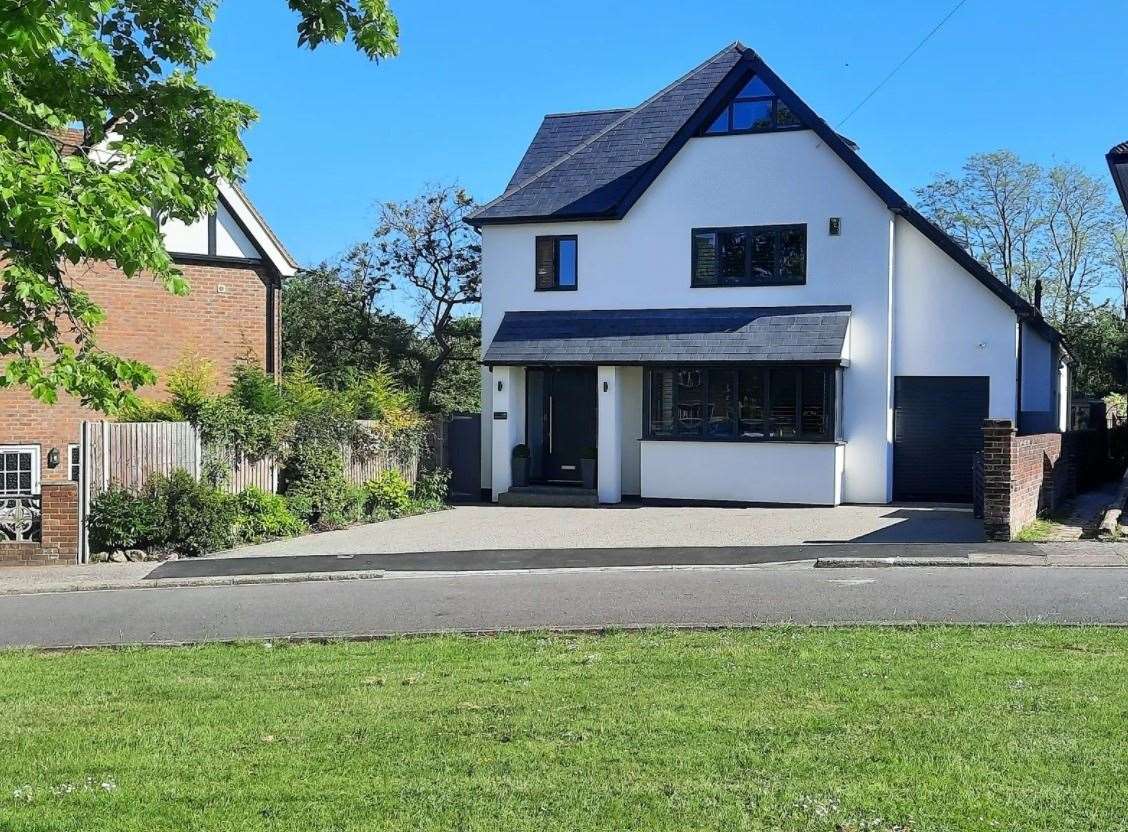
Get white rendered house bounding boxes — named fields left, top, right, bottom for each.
left=469, top=43, right=1069, bottom=507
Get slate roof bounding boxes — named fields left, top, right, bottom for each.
left=482, top=306, right=851, bottom=365
left=1109, top=140, right=1128, bottom=157
left=470, top=44, right=745, bottom=224
left=507, top=109, right=630, bottom=191
left=467, top=41, right=1067, bottom=351
left=1109, top=141, right=1128, bottom=215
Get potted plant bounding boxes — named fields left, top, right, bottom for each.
left=511, top=444, right=530, bottom=488
left=580, top=446, right=597, bottom=490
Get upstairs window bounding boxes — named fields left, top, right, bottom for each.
left=703, top=74, right=802, bottom=135
left=535, top=235, right=578, bottom=291
left=692, top=224, right=806, bottom=287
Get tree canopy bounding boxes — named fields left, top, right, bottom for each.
left=0, top=0, right=398, bottom=410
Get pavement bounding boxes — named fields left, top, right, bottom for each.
left=3, top=565, right=1128, bottom=648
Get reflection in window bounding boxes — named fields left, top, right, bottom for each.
left=649, top=370, right=675, bottom=436
left=738, top=369, right=766, bottom=438
left=706, top=370, right=737, bottom=437
left=702, top=74, right=803, bottom=136
left=691, top=225, right=806, bottom=287
left=647, top=367, right=835, bottom=442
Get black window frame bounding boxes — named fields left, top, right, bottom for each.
left=701, top=75, right=805, bottom=137
left=691, top=224, right=807, bottom=287
left=644, top=364, right=839, bottom=443
left=534, top=234, right=578, bottom=292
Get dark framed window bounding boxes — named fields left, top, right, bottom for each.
left=702, top=74, right=803, bottom=136
left=646, top=366, right=837, bottom=442
left=535, top=235, right=578, bottom=291
left=692, top=225, right=806, bottom=287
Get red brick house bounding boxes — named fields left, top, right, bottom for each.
left=0, top=161, right=296, bottom=566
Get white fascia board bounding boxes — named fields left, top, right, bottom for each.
left=216, top=180, right=298, bottom=277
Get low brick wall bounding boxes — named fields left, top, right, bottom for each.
left=982, top=421, right=1083, bottom=540
left=0, top=482, right=79, bottom=567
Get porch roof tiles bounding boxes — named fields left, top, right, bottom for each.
left=482, top=306, right=851, bottom=366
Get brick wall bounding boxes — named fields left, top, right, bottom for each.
left=982, top=420, right=1080, bottom=540
left=0, top=482, right=79, bottom=566
left=0, top=258, right=278, bottom=488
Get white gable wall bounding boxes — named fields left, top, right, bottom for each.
left=892, top=219, right=1018, bottom=421
left=481, top=129, right=898, bottom=503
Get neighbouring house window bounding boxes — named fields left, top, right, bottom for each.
left=702, top=74, right=802, bottom=136
left=68, top=444, right=81, bottom=483
left=535, top=235, right=578, bottom=291
left=0, top=446, right=39, bottom=496
left=646, top=366, right=836, bottom=442
left=692, top=225, right=806, bottom=286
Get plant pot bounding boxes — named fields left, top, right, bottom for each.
left=511, top=456, right=529, bottom=488
left=581, top=458, right=596, bottom=490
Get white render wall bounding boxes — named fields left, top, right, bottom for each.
left=892, top=219, right=1018, bottom=421
left=482, top=130, right=897, bottom=503
left=640, top=441, right=843, bottom=505
left=159, top=201, right=260, bottom=260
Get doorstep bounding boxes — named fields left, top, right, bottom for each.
left=497, top=485, right=599, bottom=508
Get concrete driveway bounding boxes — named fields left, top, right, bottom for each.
left=217, top=501, right=984, bottom=559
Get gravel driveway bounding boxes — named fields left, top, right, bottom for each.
left=215, top=501, right=984, bottom=558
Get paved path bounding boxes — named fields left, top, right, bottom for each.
left=3, top=565, right=1128, bottom=648
left=215, top=502, right=986, bottom=558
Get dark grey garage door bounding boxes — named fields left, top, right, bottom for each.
left=894, top=376, right=989, bottom=502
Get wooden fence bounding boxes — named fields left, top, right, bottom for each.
left=83, top=420, right=419, bottom=497
left=78, top=419, right=426, bottom=562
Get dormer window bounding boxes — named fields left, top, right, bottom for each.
left=703, top=75, right=802, bottom=135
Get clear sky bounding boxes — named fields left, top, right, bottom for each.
left=200, top=0, right=1128, bottom=267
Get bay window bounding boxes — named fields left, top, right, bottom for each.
left=646, top=366, right=838, bottom=442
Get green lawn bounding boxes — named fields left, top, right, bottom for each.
left=3, top=628, right=1128, bottom=831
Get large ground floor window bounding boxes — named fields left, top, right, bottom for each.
left=646, top=365, right=839, bottom=442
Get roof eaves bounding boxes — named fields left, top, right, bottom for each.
left=1107, top=142, right=1128, bottom=216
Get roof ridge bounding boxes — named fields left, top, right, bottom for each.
left=472, top=42, right=746, bottom=215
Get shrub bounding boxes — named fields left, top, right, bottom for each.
left=363, top=469, right=413, bottom=518
left=88, top=485, right=159, bottom=553
left=235, top=487, right=306, bottom=544
left=146, top=470, right=237, bottom=557
left=282, top=445, right=358, bottom=530
left=413, top=468, right=450, bottom=507
left=165, top=356, right=217, bottom=422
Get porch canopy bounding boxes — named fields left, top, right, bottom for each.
left=482, top=305, right=851, bottom=366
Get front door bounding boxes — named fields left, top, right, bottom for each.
left=527, top=368, right=597, bottom=484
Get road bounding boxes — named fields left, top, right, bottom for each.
left=2, top=565, right=1127, bottom=648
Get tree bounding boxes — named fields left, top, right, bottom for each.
left=915, top=150, right=1047, bottom=298
left=373, top=185, right=481, bottom=412
left=1040, top=164, right=1116, bottom=331
left=282, top=248, right=417, bottom=387
left=0, top=1, right=398, bottom=410
left=1108, top=219, right=1128, bottom=319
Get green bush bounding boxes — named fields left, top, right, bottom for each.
left=87, top=485, right=160, bottom=553
left=413, top=468, right=450, bottom=507
left=282, top=445, right=359, bottom=530
left=146, top=470, right=238, bottom=557
left=235, top=487, right=306, bottom=544
left=363, top=469, right=413, bottom=518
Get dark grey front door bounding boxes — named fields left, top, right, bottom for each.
left=893, top=376, right=989, bottom=502
left=527, top=368, right=597, bottom=484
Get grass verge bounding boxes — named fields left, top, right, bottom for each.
left=2, top=627, right=1128, bottom=831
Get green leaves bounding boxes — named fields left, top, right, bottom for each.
left=288, top=0, right=399, bottom=60
left=0, top=0, right=398, bottom=411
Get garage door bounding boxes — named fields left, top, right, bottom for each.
left=894, top=376, right=989, bottom=502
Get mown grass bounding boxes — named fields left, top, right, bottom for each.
left=2, top=628, right=1128, bottom=831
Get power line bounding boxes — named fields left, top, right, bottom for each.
left=836, top=0, right=970, bottom=128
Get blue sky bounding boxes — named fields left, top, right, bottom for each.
left=202, top=0, right=1128, bottom=267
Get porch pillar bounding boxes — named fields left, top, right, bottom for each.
left=490, top=366, right=525, bottom=501
left=597, top=365, right=623, bottom=504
